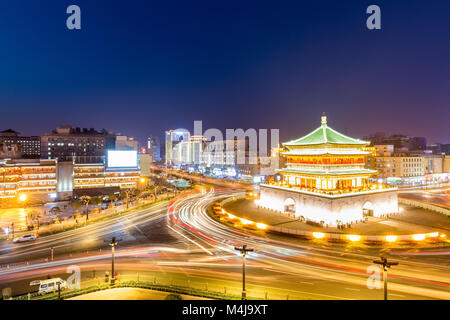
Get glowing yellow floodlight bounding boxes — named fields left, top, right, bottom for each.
left=256, top=223, right=267, bottom=230
left=312, top=232, right=325, bottom=239
left=385, top=235, right=397, bottom=242
left=346, top=235, right=361, bottom=242
left=412, top=234, right=426, bottom=241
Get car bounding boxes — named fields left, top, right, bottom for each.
left=36, top=278, right=67, bottom=295
left=13, top=234, right=37, bottom=243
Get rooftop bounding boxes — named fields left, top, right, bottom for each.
left=283, top=115, right=369, bottom=147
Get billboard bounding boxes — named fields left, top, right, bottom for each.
left=107, top=150, right=138, bottom=168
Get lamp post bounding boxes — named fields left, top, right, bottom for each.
left=235, top=244, right=253, bottom=300
left=109, top=237, right=118, bottom=285
left=373, top=257, right=398, bottom=300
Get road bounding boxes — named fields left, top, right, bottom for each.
left=0, top=186, right=449, bottom=300
left=399, top=187, right=450, bottom=210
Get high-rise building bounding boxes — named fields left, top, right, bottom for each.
left=172, top=135, right=206, bottom=165
left=40, top=126, right=116, bottom=163
left=0, top=129, right=40, bottom=158
left=147, top=136, right=161, bottom=162
left=165, top=129, right=190, bottom=166
left=115, top=135, right=139, bottom=150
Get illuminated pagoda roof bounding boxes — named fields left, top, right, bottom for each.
left=283, top=115, right=369, bottom=147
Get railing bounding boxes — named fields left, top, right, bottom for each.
left=11, top=273, right=309, bottom=300
left=398, top=198, right=450, bottom=216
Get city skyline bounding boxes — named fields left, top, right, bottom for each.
left=1, top=1, right=450, bottom=144
left=0, top=1, right=449, bottom=305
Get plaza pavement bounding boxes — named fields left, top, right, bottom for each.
left=223, top=199, right=450, bottom=235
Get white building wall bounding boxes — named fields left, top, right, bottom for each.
left=257, top=185, right=398, bottom=227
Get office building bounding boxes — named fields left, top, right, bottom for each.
left=40, top=125, right=116, bottom=163
left=0, top=129, right=40, bottom=158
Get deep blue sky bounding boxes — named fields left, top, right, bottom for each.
left=1, top=0, right=449, bottom=145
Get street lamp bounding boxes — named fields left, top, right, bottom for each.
left=109, top=237, right=118, bottom=285
left=373, top=257, right=398, bottom=300
left=235, top=244, right=254, bottom=300
left=19, top=193, right=27, bottom=202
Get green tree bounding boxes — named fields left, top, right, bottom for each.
left=91, top=196, right=102, bottom=208
left=109, top=193, right=118, bottom=205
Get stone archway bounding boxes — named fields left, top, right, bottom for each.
left=362, top=201, right=374, bottom=217
left=283, top=198, right=296, bottom=216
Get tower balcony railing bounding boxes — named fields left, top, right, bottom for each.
left=265, top=181, right=393, bottom=195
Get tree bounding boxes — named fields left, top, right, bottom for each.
left=27, top=210, right=41, bottom=230
left=71, top=200, right=83, bottom=212
left=120, top=190, right=131, bottom=209
left=91, top=196, right=102, bottom=208
left=79, top=195, right=91, bottom=220
left=109, top=193, right=118, bottom=205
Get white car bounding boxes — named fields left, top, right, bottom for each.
left=13, top=234, right=37, bottom=243
left=37, top=278, right=67, bottom=295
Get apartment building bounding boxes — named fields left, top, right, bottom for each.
left=0, top=159, right=57, bottom=199
left=41, top=126, right=116, bottom=163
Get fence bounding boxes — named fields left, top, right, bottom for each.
left=11, top=272, right=305, bottom=300
left=398, top=198, right=450, bottom=216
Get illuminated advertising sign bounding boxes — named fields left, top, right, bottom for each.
left=107, top=150, right=138, bottom=168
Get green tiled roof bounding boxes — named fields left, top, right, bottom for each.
left=284, top=116, right=369, bottom=147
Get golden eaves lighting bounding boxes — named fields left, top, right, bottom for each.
left=412, top=234, right=426, bottom=241
left=385, top=235, right=397, bottom=242
left=256, top=223, right=267, bottom=230
left=312, top=232, right=325, bottom=239
left=346, top=234, right=361, bottom=242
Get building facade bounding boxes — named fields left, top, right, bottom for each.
left=0, top=129, right=40, bottom=158
left=0, top=159, right=57, bottom=200
left=73, top=163, right=140, bottom=190
left=365, top=145, right=446, bottom=185
left=115, top=135, right=139, bottom=150
left=165, top=129, right=190, bottom=166
left=147, top=136, right=161, bottom=162
left=40, top=126, right=116, bottom=163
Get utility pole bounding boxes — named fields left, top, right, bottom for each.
left=109, top=237, right=118, bottom=285
left=235, top=244, right=253, bottom=300
left=373, top=257, right=398, bottom=300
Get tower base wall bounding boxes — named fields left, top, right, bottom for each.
left=257, top=184, right=398, bottom=227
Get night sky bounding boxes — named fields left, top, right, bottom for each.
left=1, top=0, right=449, bottom=145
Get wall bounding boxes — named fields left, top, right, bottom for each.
left=257, top=184, right=398, bottom=226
